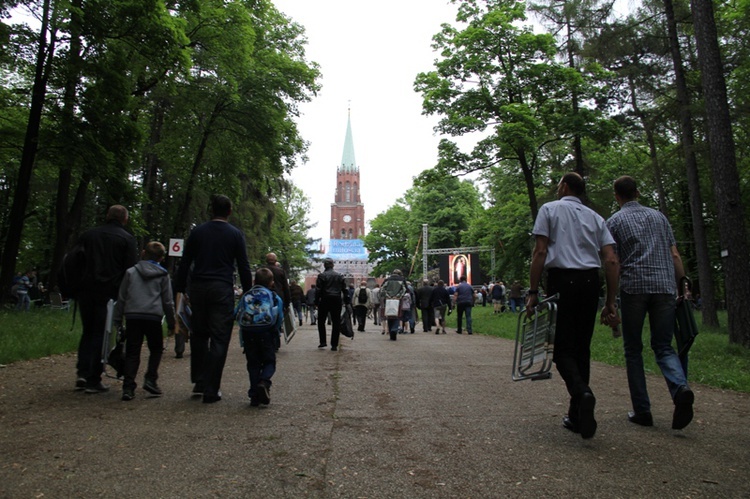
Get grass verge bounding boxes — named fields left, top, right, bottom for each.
left=445, top=304, right=750, bottom=393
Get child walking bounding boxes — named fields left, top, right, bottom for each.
left=114, top=241, right=175, bottom=401
left=236, top=267, right=283, bottom=407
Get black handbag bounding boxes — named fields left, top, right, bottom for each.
left=674, top=277, right=698, bottom=358
left=340, top=305, right=354, bottom=339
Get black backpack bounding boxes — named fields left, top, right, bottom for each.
left=58, top=242, right=86, bottom=299
left=358, top=287, right=368, bottom=304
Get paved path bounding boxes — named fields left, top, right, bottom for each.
left=1, top=322, right=749, bottom=498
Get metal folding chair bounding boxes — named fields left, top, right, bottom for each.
left=512, top=294, right=559, bottom=381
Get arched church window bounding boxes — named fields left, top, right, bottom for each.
left=348, top=229, right=353, bottom=239
left=337, top=182, right=342, bottom=202
left=341, top=229, right=346, bottom=239
left=345, top=182, right=351, bottom=203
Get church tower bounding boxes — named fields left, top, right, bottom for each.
left=330, top=110, right=366, bottom=239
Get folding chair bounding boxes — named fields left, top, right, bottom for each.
left=512, top=294, right=559, bottom=381
left=49, top=292, right=70, bottom=310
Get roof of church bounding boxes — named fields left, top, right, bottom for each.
left=339, top=110, right=357, bottom=173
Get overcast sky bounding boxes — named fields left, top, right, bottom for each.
left=274, top=0, right=462, bottom=245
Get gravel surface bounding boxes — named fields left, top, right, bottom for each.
left=1, top=322, right=748, bottom=498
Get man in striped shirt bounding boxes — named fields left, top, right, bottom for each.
left=606, top=176, right=694, bottom=430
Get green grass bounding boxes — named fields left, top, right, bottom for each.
left=0, top=308, right=83, bottom=364
left=445, top=304, right=750, bottom=393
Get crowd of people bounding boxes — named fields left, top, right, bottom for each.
left=18, top=172, right=693, bottom=441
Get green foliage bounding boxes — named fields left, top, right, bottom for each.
left=364, top=175, right=483, bottom=278
left=0, top=0, right=320, bottom=292
left=364, top=204, right=413, bottom=277
left=261, top=185, right=322, bottom=281
left=415, top=0, right=613, bottom=222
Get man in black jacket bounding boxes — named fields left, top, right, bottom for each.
left=417, top=279, right=435, bottom=332
left=76, top=205, right=138, bottom=394
left=315, top=258, right=349, bottom=351
left=174, top=195, right=253, bottom=403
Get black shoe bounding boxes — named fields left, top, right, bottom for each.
left=318, top=344, right=327, bottom=349
left=562, top=415, right=580, bottom=433
left=256, top=381, right=271, bottom=405
left=122, top=389, right=135, bottom=401
left=250, top=398, right=260, bottom=407
left=202, top=391, right=222, bottom=404
left=628, top=411, right=654, bottom=427
left=456, top=330, right=462, bottom=334
left=468, top=332, right=473, bottom=335
left=299, top=320, right=302, bottom=326
left=192, top=383, right=205, bottom=396
left=672, top=385, right=694, bottom=430
left=578, top=392, right=597, bottom=439
left=143, top=379, right=163, bottom=396
left=84, top=382, right=109, bottom=394
left=331, top=346, right=338, bottom=351
left=175, top=353, right=183, bottom=359
left=75, top=377, right=87, bottom=391
left=311, top=322, right=316, bottom=325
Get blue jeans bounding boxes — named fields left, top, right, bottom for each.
left=509, top=297, right=523, bottom=313
left=621, top=292, right=687, bottom=414
left=456, top=303, right=472, bottom=333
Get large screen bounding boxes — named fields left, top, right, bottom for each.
left=438, top=253, right=484, bottom=286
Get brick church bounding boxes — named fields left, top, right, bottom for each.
left=305, top=110, right=374, bottom=288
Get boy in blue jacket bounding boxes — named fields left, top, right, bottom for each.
left=237, top=267, right=284, bottom=407
left=114, top=242, right=176, bottom=401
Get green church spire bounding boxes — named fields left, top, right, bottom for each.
left=340, top=107, right=357, bottom=173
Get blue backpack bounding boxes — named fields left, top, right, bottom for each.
left=235, top=286, right=280, bottom=332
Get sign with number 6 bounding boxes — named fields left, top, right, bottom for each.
left=169, top=238, right=184, bottom=257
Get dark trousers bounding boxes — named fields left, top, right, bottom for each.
left=372, top=304, right=380, bottom=325
left=317, top=296, right=342, bottom=347
left=456, top=303, right=473, bottom=333
left=123, top=318, right=163, bottom=391
left=547, top=268, right=600, bottom=411
left=189, top=281, right=235, bottom=397
left=77, top=294, right=110, bottom=386
left=242, top=328, right=276, bottom=400
left=354, top=305, right=368, bottom=331
left=421, top=307, right=434, bottom=331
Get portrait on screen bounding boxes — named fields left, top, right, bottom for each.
left=448, top=254, right=471, bottom=287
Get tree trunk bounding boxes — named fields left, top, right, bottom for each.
left=518, top=150, right=539, bottom=222
left=173, top=101, right=224, bottom=237
left=142, top=99, right=167, bottom=248
left=627, top=75, right=669, bottom=215
left=0, top=0, right=56, bottom=303
left=690, top=0, right=750, bottom=346
left=49, top=0, right=83, bottom=293
left=664, top=0, right=719, bottom=327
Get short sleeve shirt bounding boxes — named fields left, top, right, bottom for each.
left=533, top=196, right=615, bottom=270
left=606, top=201, right=677, bottom=295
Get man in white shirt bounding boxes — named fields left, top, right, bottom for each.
left=527, top=173, right=620, bottom=439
